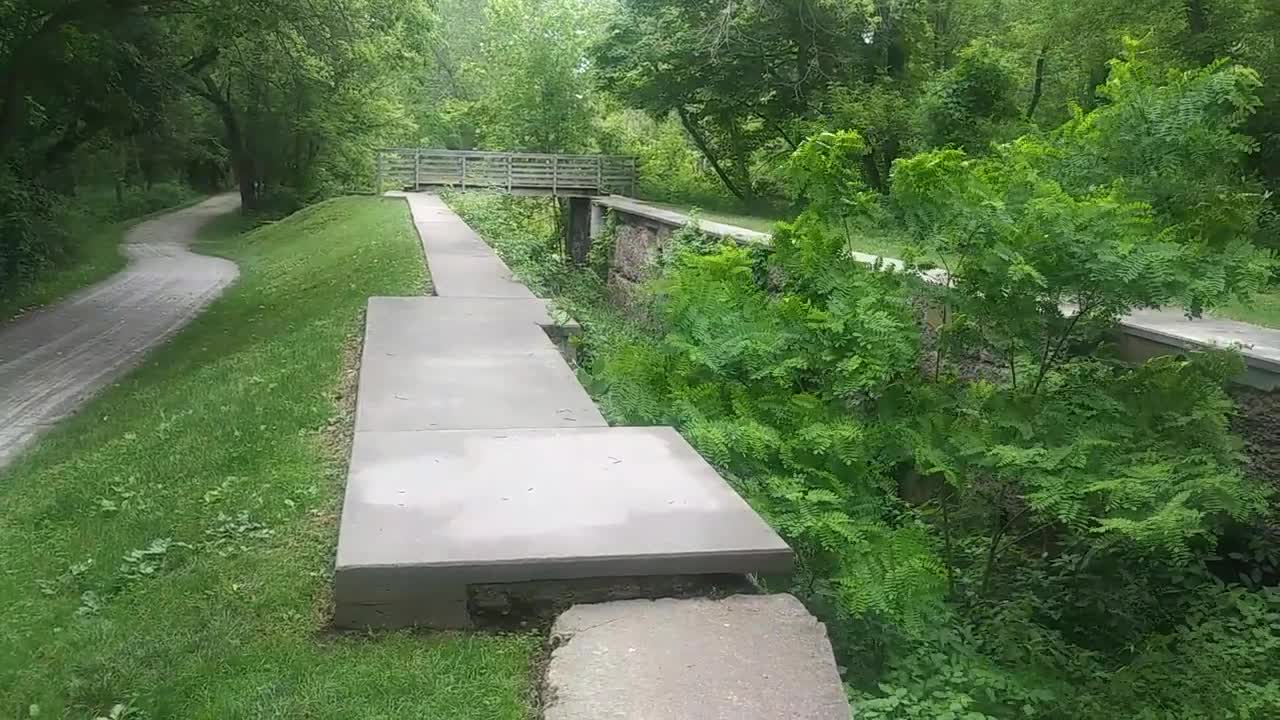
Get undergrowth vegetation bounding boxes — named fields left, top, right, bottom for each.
left=0, top=182, right=202, bottom=318
left=448, top=50, right=1280, bottom=719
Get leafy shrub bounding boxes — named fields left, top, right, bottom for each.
left=598, top=110, right=726, bottom=204
left=918, top=43, right=1023, bottom=153
left=1054, top=46, right=1268, bottom=255
left=0, top=170, right=74, bottom=289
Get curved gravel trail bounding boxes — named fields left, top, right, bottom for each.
left=0, top=194, right=241, bottom=469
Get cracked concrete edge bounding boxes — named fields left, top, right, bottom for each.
left=541, top=594, right=851, bottom=720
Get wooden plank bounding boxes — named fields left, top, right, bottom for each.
left=378, top=148, right=637, bottom=196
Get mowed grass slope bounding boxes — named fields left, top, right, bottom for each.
left=0, top=197, right=537, bottom=719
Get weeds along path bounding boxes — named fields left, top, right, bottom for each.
left=0, top=194, right=241, bottom=469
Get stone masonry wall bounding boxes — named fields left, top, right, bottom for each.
left=607, top=209, right=677, bottom=308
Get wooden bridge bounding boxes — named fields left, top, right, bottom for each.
left=376, top=149, right=637, bottom=197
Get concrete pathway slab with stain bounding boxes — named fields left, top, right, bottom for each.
left=0, top=194, right=240, bottom=469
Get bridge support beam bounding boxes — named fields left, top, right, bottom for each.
left=565, top=196, right=593, bottom=265
left=589, top=202, right=605, bottom=240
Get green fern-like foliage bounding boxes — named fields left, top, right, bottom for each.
left=591, top=240, right=948, bottom=628
left=446, top=50, right=1279, bottom=711
left=912, top=351, right=1267, bottom=572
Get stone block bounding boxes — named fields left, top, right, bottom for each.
left=333, top=427, right=793, bottom=628
left=544, top=594, right=850, bottom=720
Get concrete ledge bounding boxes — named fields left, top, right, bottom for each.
left=544, top=594, right=850, bottom=720
left=593, top=195, right=772, bottom=245
left=1119, top=310, right=1280, bottom=390
left=334, top=427, right=793, bottom=628
left=595, top=196, right=1280, bottom=389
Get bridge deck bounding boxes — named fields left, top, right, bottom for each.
left=376, top=149, right=636, bottom=197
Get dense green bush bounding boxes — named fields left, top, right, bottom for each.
left=918, top=43, right=1025, bottom=153
left=0, top=171, right=74, bottom=291
left=82, top=183, right=201, bottom=224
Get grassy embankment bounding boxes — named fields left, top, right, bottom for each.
left=0, top=196, right=538, bottom=719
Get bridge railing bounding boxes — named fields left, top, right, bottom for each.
left=376, top=149, right=636, bottom=196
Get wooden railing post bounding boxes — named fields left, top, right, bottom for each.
left=461, top=154, right=468, bottom=191
left=507, top=155, right=513, bottom=192
left=552, top=156, right=559, bottom=195
left=596, top=156, right=603, bottom=194
left=374, top=151, right=384, bottom=194
left=414, top=149, right=421, bottom=189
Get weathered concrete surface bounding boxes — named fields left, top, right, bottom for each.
left=395, top=192, right=536, bottom=298
left=354, top=296, right=606, bottom=431
left=594, top=195, right=771, bottom=246
left=1120, top=309, right=1280, bottom=390
left=336, top=195, right=794, bottom=629
left=356, top=352, right=605, bottom=431
left=0, top=194, right=239, bottom=469
left=544, top=594, right=850, bottom=720
left=334, top=427, right=792, bottom=628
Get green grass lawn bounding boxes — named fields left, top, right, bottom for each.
left=0, top=196, right=538, bottom=719
left=1212, top=287, right=1280, bottom=329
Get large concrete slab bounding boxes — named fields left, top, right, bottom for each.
left=334, top=427, right=793, bottom=627
left=356, top=351, right=605, bottom=431
left=355, top=296, right=605, bottom=431
left=544, top=594, right=850, bottom=720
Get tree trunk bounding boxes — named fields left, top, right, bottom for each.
left=724, top=114, right=755, bottom=201
left=861, top=153, right=885, bottom=194
left=677, top=106, right=747, bottom=200
left=1026, top=48, right=1047, bottom=120
left=196, top=77, right=258, bottom=210
left=1185, top=0, right=1214, bottom=64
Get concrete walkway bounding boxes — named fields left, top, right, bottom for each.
left=335, top=193, right=846, bottom=717
left=336, top=193, right=793, bottom=629
left=0, top=194, right=240, bottom=469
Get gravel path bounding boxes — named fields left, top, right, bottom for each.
left=0, top=194, right=241, bottom=470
